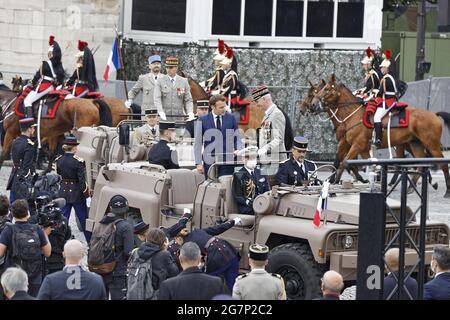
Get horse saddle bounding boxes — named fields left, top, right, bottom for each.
left=15, top=90, right=67, bottom=119
left=364, top=102, right=409, bottom=129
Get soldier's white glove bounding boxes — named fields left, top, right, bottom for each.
left=257, top=148, right=267, bottom=157
left=159, top=111, right=167, bottom=120
left=125, top=99, right=132, bottom=108
left=55, top=85, right=62, bottom=90
left=233, top=217, right=242, bottom=225
left=187, top=112, right=195, bottom=121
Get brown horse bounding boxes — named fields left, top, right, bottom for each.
left=0, top=84, right=112, bottom=172
left=311, top=74, right=450, bottom=197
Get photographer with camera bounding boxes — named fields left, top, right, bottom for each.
left=33, top=196, right=72, bottom=275
left=56, top=135, right=91, bottom=242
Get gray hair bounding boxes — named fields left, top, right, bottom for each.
left=322, top=270, right=344, bottom=294
left=1, top=267, right=28, bottom=294
left=433, top=247, right=450, bottom=270
left=180, top=242, right=201, bottom=262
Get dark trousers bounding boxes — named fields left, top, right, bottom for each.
left=208, top=256, right=240, bottom=291
left=9, top=191, right=16, bottom=204
left=61, top=201, right=91, bottom=242
left=28, top=283, right=41, bottom=298
left=102, top=273, right=127, bottom=300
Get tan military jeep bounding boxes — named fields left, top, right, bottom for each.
left=86, top=159, right=450, bottom=300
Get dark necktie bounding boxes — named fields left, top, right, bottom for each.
left=251, top=171, right=256, bottom=181
left=216, top=115, right=222, bottom=131
left=151, top=128, right=156, bottom=135
left=155, top=76, right=157, bottom=81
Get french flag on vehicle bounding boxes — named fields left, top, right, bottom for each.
left=103, top=38, right=121, bottom=81
left=313, top=180, right=330, bottom=228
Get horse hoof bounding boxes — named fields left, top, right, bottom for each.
left=432, top=183, right=439, bottom=190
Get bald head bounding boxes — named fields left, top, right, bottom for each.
left=321, top=271, right=344, bottom=295
left=385, top=248, right=400, bottom=272
left=63, top=239, right=85, bottom=264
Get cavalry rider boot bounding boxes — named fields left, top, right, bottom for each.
left=373, top=122, right=382, bottom=147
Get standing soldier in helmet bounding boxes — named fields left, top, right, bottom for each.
left=354, top=47, right=381, bottom=102
left=66, top=40, right=98, bottom=98
left=126, top=55, right=162, bottom=112
left=24, top=36, right=65, bottom=119
left=204, top=39, right=226, bottom=95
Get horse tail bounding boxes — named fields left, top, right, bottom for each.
left=437, top=111, right=450, bottom=134
left=93, top=99, right=112, bottom=126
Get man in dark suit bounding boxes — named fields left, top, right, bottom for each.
left=38, top=239, right=107, bottom=300
left=316, top=270, right=344, bottom=300
left=148, top=121, right=180, bottom=169
left=194, top=94, right=241, bottom=178
left=159, top=242, right=227, bottom=300
left=424, top=247, right=450, bottom=300
left=1, top=267, right=36, bottom=300
left=383, top=248, right=418, bottom=300
left=232, top=147, right=269, bottom=215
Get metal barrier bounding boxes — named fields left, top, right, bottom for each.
left=345, top=157, right=450, bottom=300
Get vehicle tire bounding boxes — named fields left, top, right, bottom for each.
left=267, top=243, right=324, bottom=300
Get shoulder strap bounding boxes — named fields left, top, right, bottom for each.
left=46, top=60, right=56, bottom=78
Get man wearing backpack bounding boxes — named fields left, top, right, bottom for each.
left=88, top=195, right=133, bottom=300
left=0, top=199, right=51, bottom=297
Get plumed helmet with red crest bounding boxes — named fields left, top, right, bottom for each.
left=47, top=35, right=62, bottom=61
left=220, top=46, right=234, bottom=66
left=380, top=49, right=392, bottom=68
left=361, top=47, right=376, bottom=65
left=213, top=39, right=226, bottom=62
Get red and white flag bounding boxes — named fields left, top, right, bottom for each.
left=313, top=180, right=330, bottom=228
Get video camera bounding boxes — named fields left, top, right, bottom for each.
left=34, top=195, right=67, bottom=228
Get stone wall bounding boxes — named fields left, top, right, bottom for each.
left=123, top=40, right=366, bottom=160
left=0, top=0, right=119, bottom=84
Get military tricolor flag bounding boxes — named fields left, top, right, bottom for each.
left=103, top=37, right=121, bottom=81
left=313, top=180, right=330, bottom=228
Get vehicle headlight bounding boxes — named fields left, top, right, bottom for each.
left=342, top=235, right=354, bottom=249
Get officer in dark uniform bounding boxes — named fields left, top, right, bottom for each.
left=232, top=147, right=269, bottom=215
left=275, top=136, right=317, bottom=186
left=185, top=100, right=210, bottom=138
left=55, top=135, right=91, bottom=242
left=7, top=118, right=37, bottom=204
left=148, top=121, right=180, bottom=169
left=168, top=214, right=242, bottom=291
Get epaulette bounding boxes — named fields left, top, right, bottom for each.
left=55, top=155, right=62, bottom=161
left=271, top=273, right=282, bottom=279
left=304, top=159, right=316, bottom=165
left=73, top=155, right=85, bottom=162
left=27, top=138, right=34, bottom=146
left=280, top=158, right=289, bottom=164
left=236, top=273, right=249, bottom=280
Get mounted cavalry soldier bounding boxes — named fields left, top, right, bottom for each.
left=154, top=57, right=194, bottom=122
left=66, top=40, right=98, bottom=98
left=276, top=136, right=317, bottom=187
left=354, top=47, right=380, bottom=101
left=7, top=118, right=37, bottom=204
left=219, top=47, right=239, bottom=111
left=204, top=39, right=226, bottom=94
left=126, top=55, right=162, bottom=112
left=134, top=108, right=159, bottom=145
left=232, top=147, right=269, bottom=215
left=368, top=50, right=398, bottom=147
left=24, top=36, right=65, bottom=119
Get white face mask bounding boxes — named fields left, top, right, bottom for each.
left=246, top=160, right=257, bottom=171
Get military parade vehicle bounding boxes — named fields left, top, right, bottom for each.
left=81, top=125, right=450, bottom=300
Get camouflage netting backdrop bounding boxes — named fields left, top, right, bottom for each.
left=123, top=40, right=365, bottom=161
